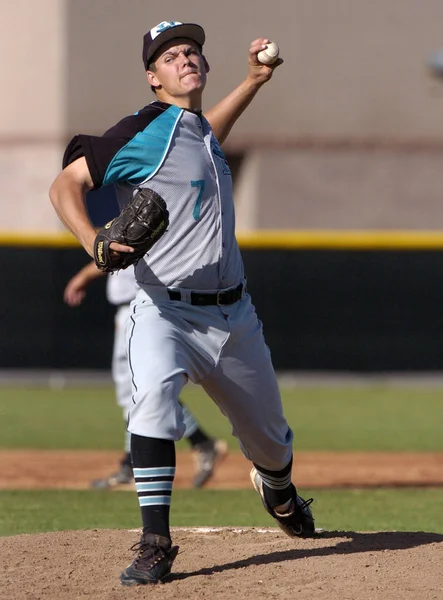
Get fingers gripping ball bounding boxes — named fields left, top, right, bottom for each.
left=94, top=187, right=169, bottom=272
left=257, top=41, right=280, bottom=65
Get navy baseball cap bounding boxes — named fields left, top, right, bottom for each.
left=143, top=21, right=206, bottom=70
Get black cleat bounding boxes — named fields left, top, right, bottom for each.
left=120, top=533, right=179, bottom=586
left=250, top=467, right=315, bottom=537
left=90, top=463, right=134, bottom=489
left=192, top=438, right=228, bottom=488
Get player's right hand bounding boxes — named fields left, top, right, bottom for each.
left=247, top=38, right=284, bottom=86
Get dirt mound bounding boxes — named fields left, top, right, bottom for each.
left=1, top=450, right=443, bottom=489
left=1, top=528, right=442, bottom=599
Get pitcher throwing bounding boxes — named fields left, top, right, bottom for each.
left=49, top=20, right=314, bottom=586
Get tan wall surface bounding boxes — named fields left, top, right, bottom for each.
left=0, top=0, right=66, bottom=137
left=237, top=148, right=443, bottom=230
left=0, top=144, right=66, bottom=231
left=3, top=1, right=443, bottom=232
left=3, top=0, right=443, bottom=140
left=0, top=0, right=66, bottom=230
left=65, top=0, right=443, bottom=140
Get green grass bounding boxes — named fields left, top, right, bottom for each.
left=0, top=388, right=126, bottom=450
left=280, top=386, right=443, bottom=451
left=1, top=384, right=443, bottom=451
left=1, top=488, right=442, bottom=537
left=1, top=384, right=443, bottom=537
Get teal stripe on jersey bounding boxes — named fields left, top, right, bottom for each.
left=139, top=495, right=172, bottom=507
left=136, top=481, right=174, bottom=492
left=133, top=466, right=176, bottom=478
left=103, top=105, right=182, bottom=186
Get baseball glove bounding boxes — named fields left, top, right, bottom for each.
left=93, top=187, right=169, bottom=272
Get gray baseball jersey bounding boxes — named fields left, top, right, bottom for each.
left=63, top=101, right=293, bottom=472
left=64, top=102, right=244, bottom=290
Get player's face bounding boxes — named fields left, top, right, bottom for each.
left=147, top=38, right=209, bottom=105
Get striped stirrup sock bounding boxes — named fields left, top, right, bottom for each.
left=131, top=434, right=176, bottom=539
left=134, top=466, right=175, bottom=508
left=253, top=457, right=293, bottom=509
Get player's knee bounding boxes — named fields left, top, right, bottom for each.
left=239, top=426, right=293, bottom=471
left=130, top=381, right=186, bottom=440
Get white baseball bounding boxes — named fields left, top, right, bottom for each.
left=257, top=41, right=279, bottom=65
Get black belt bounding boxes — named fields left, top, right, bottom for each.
left=167, top=283, right=244, bottom=306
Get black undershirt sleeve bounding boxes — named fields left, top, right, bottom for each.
left=61, top=103, right=167, bottom=189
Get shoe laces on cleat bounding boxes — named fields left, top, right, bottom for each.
left=250, top=467, right=315, bottom=537
left=129, top=538, right=169, bottom=572
left=122, top=533, right=179, bottom=584
left=277, top=495, right=315, bottom=536
left=295, top=496, right=314, bottom=514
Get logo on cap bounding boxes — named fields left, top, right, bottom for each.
left=150, top=21, right=183, bottom=40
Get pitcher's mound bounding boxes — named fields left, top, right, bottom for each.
left=1, top=527, right=442, bottom=599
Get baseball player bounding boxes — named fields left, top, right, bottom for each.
left=49, top=21, right=315, bottom=586
left=63, top=261, right=228, bottom=489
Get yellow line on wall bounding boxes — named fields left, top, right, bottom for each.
left=3, top=230, right=443, bottom=250
left=0, top=232, right=80, bottom=248
left=237, top=230, right=443, bottom=249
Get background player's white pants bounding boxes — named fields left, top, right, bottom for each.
left=126, top=287, right=293, bottom=471
left=113, top=305, right=133, bottom=420
left=112, top=304, right=200, bottom=452
left=112, top=305, right=133, bottom=453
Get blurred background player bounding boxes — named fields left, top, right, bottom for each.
left=63, top=261, right=228, bottom=489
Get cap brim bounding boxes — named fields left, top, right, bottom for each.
left=145, top=23, right=205, bottom=68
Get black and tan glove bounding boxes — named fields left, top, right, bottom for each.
left=93, top=187, right=169, bottom=272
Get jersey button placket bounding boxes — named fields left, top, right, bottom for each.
left=203, top=129, right=224, bottom=283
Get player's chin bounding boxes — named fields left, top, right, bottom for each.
left=181, top=73, right=205, bottom=90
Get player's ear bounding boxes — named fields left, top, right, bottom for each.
left=146, top=70, right=161, bottom=89
left=202, top=55, right=210, bottom=73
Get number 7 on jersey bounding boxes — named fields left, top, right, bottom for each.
left=191, top=179, right=205, bottom=221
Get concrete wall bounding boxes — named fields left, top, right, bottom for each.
left=64, top=0, right=443, bottom=141
left=0, top=0, right=65, bottom=138
left=236, top=147, right=443, bottom=230
left=3, top=0, right=443, bottom=232
left=0, top=0, right=66, bottom=231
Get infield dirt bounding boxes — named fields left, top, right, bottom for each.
left=2, top=527, right=443, bottom=599
left=2, top=451, right=443, bottom=599
left=0, top=449, right=442, bottom=489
